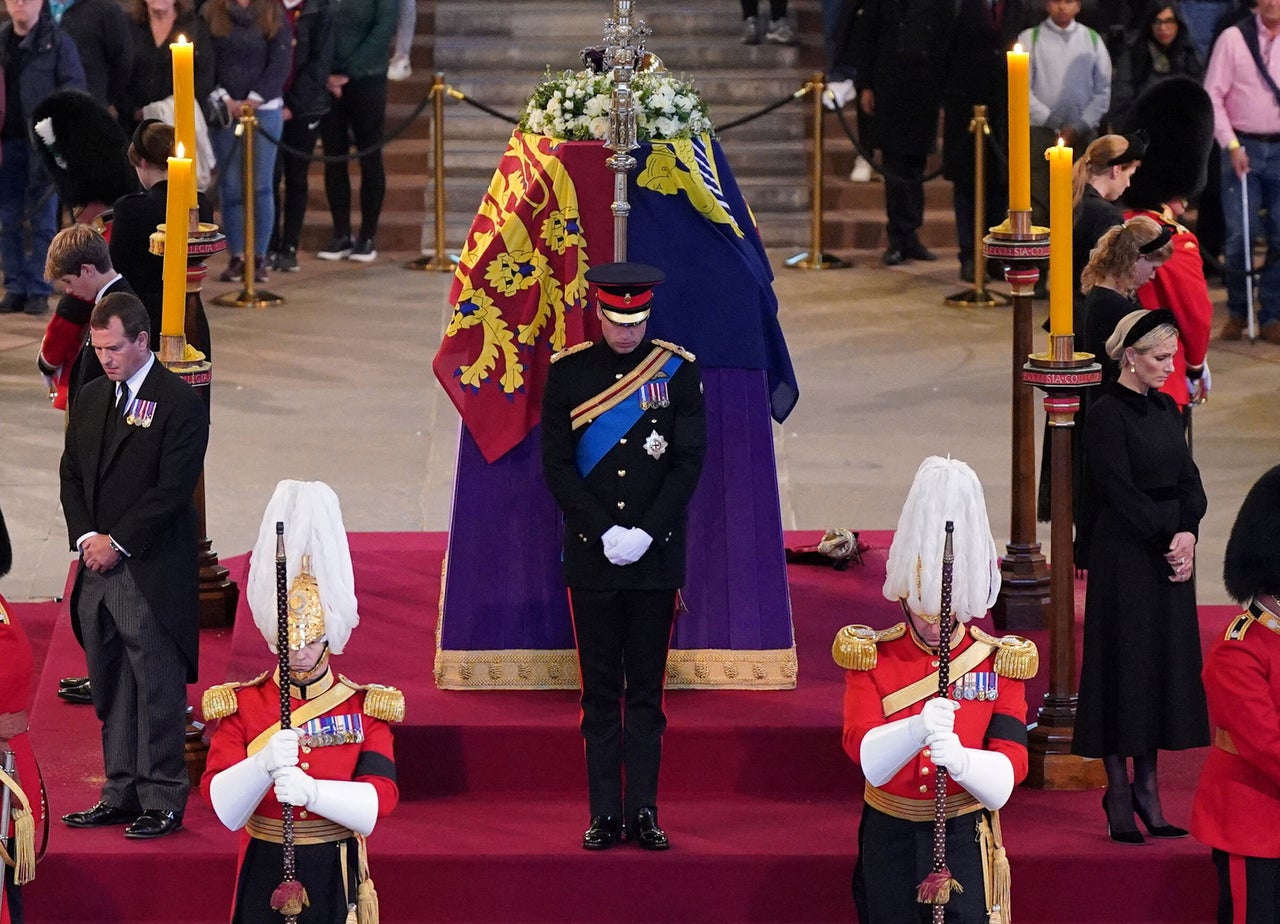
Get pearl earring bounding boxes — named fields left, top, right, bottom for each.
left=1129, top=362, right=1136, bottom=373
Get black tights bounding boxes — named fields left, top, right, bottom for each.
left=1102, top=752, right=1170, bottom=830
left=741, top=0, right=788, bottom=19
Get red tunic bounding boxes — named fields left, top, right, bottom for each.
left=843, top=624, right=1029, bottom=802
left=200, top=669, right=398, bottom=923
left=1191, top=604, right=1280, bottom=859
left=37, top=308, right=90, bottom=411
left=0, top=597, right=41, bottom=924
left=1127, top=209, right=1212, bottom=409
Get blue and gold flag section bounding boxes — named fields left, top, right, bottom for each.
left=432, top=130, right=799, bottom=690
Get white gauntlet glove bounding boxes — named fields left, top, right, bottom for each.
left=209, top=729, right=300, bottom=832
left=273, top=767, right=380, bottom=836
left=924, top=731, right=1015, bottom=810
left=860, top=699, right=959, bottom=787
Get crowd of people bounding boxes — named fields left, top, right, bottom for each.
left=0, top=0, right=404, bottom=315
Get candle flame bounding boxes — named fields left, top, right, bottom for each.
left=175, top=142, right=186, bottom=159
left=1056, top=137, right=1065, bottom=148
left=1013, top=42, right=1023, bottom=53
left=176, top=34, right=188, bottom=44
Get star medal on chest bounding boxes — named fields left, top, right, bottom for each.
left=125, top=398, right=157, bottom=428
left=951, top=671, right=998, bottom=701
left=639, top=375, right=670, bottom=410
left=644, top=429, right=668, bottom=459
left=298, top=711, right=365, bottom=748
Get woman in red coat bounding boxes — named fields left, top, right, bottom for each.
left=1192, top=465, right=1280, bottom=924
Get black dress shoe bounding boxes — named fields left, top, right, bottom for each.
left=582, top=815, right=622, bottom=850
left=1131, top=786, right=1188, bottom=838
left=59, top=676, right=89, bottom=689
left=124, top=810, right=183, bottom=839
left=57, top=683, right=93, bottom=705
left=1102, top=794, right=1144, bottom=846
left=902, top=240, right=937, bottom=261
left=629, top=807, right=670, bottom=851
left=959, top=258, right=975, bottom=283
left=62, top=802, right=137, bottom=828
left=882, top=248, right=905, bottom=266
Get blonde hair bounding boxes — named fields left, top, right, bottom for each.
left=1071, top=135, right=1135, bottom=209
left=1105, top=309, right=1179, bottom=360
left=1080, top=214, right=1173, bottom=296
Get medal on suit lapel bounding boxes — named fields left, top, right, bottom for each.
left=639, top=378, right=670, bottom=410
left=127, top=399, right=157, bottom=428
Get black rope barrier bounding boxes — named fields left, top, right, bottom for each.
left=829, top=102, right=946, bottom=185
left=715, top=87, right=807, bottom=134
left=449, top=90, right=521, bottom=125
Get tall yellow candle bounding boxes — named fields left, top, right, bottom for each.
left=1047, top=137, right=1073, bottom=337
left=1007, top=44, right=1030, bottom=214
left=161, top=146, right=191, bottom=339
left=170, top=35, right=197, bottom=208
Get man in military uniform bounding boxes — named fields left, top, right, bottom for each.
left=540, top=262, right=707, bottom=851
left=1192, top=465, right=1280, bottom=923
left=834, top=456, right=1037, bottom=923
left=201, top=481, right=402, bottom=924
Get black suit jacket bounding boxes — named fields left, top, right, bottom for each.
left=541, top=339, right=706, bottom=591
left=60, top=358, right=210, bottom=681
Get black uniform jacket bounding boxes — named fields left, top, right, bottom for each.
left=541, top=338, right=706, bottom=592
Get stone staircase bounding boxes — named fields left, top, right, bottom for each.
left=297, top=0, right=956, bottom=260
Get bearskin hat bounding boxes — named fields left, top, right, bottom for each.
left=1223, top=465, right=1280, bottom=604
left=30, top=90, right=138, bottom=211
left=1119, top=76, right=1215, bottom=210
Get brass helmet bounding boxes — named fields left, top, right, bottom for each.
left=247, top=481, right=359, bottom=654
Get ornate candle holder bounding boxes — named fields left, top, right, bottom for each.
left=150, top=214, right=239, bottom=628
left=1021, top=338, right=1105, bottom=790
left=983, top=216, right=1052, bottom=632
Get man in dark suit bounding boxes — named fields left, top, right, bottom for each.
left=541, top=262, right=707, bottom=852
left=58, top=292, right=209, bottom=840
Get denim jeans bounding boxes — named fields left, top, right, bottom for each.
left=212, top=107, right=284, bottom=258
left=1220, top=137, right=1280, bottom=325
left=1178, top=0, right=1234, bottom=63
left=0, top=138, right=58, bottom=298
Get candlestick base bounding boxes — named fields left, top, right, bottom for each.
left=210, top=286, right=284, bottom=309
left=405, top=253, right=460, bottom=272
left=943, top=285, right=1010, bottom=308
left=783, top=251, right=852, bottom=270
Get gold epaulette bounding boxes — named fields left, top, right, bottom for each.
left=339, top=675, right=406, bottom=723
left=550, top=341, right=593, bottom=363
left=201, top=670, right=271, bottom=719
left=832, top=623, right=906, bottom=671
left=0, top=600, right=9, bottom=624
left=970, top=626, right=1039, bottom=680
left=652, top=339, right=695, bottom=362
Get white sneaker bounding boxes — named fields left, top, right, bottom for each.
left=388, top=55, right=412, bottom=81
left=740, top=15, right=760, bottom=44
left=764, top=18, right=795, bottom=44
left=850, top=156, right=874, bottom=183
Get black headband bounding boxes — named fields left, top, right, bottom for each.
left=1138, top=222, right=1174, bottom=254
left=128, top=118, right=168, bottom=167
left=1105, top=129, right=1149, bottom=166
left=1122, top=308, right=1178, bottom=347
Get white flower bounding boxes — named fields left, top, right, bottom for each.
left=519, top=67, right=714, bottom=142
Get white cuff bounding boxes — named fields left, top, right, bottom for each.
left=859, top=718, right=924, bottom=787
left=209, top=756, right=273, bottom=830
left=950, top=748, right=1015, bottom=810
left=308, top=779, right=379, bottom=836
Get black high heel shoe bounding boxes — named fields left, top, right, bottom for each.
left=1130, top=786, right=1189, bottom=838
left=1103, top=793, right=1145, bottom=845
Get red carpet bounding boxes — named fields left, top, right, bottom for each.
left=21, top=532, right=1227, bottom=922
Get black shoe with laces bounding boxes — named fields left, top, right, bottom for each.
left=348, top=238, right=377, bottom=263
left=275, top=246, right=299, bottom=272
left=317, top=235, right=353, bottom=261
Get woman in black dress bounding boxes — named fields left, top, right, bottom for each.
left=1073, top=308, right=1209, bottom=845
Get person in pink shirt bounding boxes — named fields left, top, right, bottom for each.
left=1202, top=0, right=1280, bottom=343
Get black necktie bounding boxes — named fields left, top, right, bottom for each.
left=117, top=386, right=130, bottom=421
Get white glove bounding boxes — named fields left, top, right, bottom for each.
left=908, top=697, right=958, bottom=743
left=609, top=527, right=653, bottom=566
left=272, top=764, right=319, bottom=807
left=601, top=525, right=628, bottom=550
left=210, top=753, right=275, bottom=831
left=823, top=79, right=855, bottom=110
left=925, top=732, right=1015, bottom=810
left=1188, top=360, right=1210, bottom=404
left=255, top=728, right=300, bottom=774
left=308, top=779, right=380, bottom=836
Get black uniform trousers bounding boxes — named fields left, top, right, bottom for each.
left=1213, top=849, right=1280, bottom=924
left=853, top=805, right=989, bottom=923
left=883, top=151, right=928, bottom=250
left=569, top=587, right=675, bottom=819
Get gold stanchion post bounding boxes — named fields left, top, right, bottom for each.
left=406, top=73, right=460, bottom=272
left=212, top=108, right=284, bottom=307
left=985, top=220, right=1051, bottom=631
left=945, top=105, right=1008, bottom=308
left=1021, top=335, right=1106, bottom=790
left=786, top=73, right=851, bottom=270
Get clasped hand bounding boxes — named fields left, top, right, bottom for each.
left=601, top=525, right=653, bottom=566
left=80, top=534, right=121, bottom=574
left=255, top=729, right=318, bottom=807
left=1165, top=531, right=1196, bottom=583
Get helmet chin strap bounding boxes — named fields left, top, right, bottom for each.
left=288, top=643, right=331, bottom=688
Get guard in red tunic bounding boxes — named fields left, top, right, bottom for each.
left=201, top=481, right=402, bottom=924
left=834, top=457, right=1037, bottom=923
left=1191, top=464, right=1280, bottom=924
left=0, top=507, right=41, bottom=924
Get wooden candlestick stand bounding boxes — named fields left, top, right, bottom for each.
left=1021, top=336, right=1106, bottom=789
left=983, top=215, right=1051, bottom=631
left=151, top=216, right=239, bottom=628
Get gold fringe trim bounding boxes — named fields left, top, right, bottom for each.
left=971, top=627, right=1039, bottom=680
left=0, top=766, right=35, bottom=884
left=664, top=647, right=797, bottom=690
left=338, top=677, right=405, bottom=724
left=831, top=623, right=905, bottom=670
left=200, top=670, right=271, bottom=720
left=979, top=810, right=1012, bottom=924
left=356, top=835, right=378, bottom=924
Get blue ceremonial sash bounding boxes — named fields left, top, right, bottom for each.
left=575, top=352, right=684, bottom=477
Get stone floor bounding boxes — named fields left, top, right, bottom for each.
left=1, top=247, right=1276, bottom=607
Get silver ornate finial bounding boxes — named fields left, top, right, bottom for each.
left=603, top=0, right=648, bottom=260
